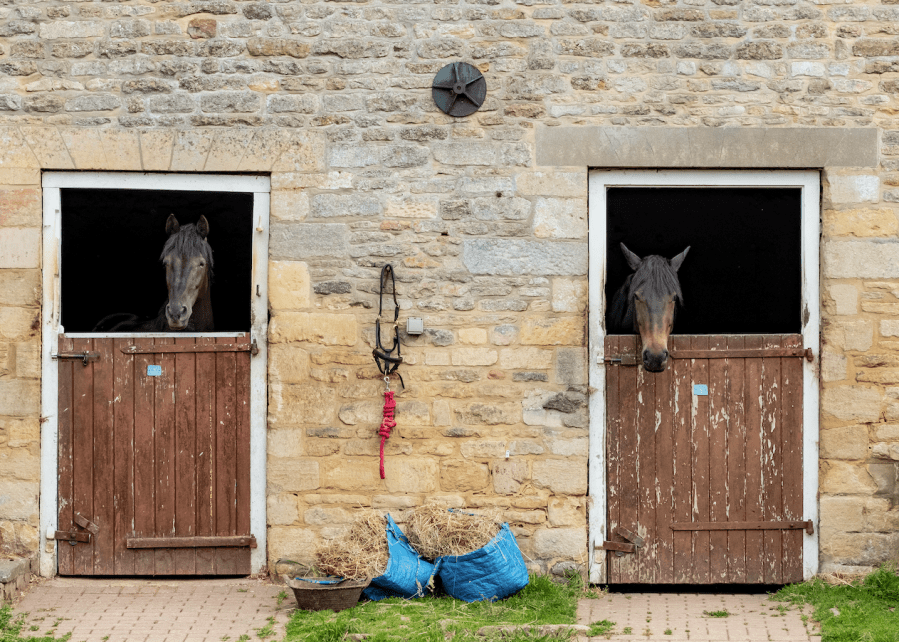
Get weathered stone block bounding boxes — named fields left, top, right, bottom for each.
left=269, top=382, right=336, bottom=427
left=268, top=526, right=317, bottom=565
left=268, top=344, right=309, bottom=385
left=270, top=223, right=348, bottom=260
left=267, top=493, right=299, bottom=526
left=0, top=229, right=39, bottom=269
left=820, top=425, right=869, bottom=460
left=499, top=348, right=553, bottom=370
left=822, top=386, right=882, bottom=423
left=451, top=348, right=497, bottom=367
left=270, top=312, right=357, bottom=346
left=456, top=403, right=521, bottom=426
left=532, top=528, right=586, bottom=559
left=828, top=175, right=880, bottom=205
left=533, top=198, right=587, bottom=240
left=533, top=459, right=587, bottom=494
left=463, top=240, right=587, bottom=276
left=826, top=241, right=899, bottom=279
left=824, top=208, right=898, bottom=238
left=269, top=261, right=311, bottom=311
left=547, top=497, right=584, bottom=527
left=440, top=459, right=489, bottom=491
left=383, top=459, right=439, bottom=493
left=521, top=317, right=582, bottom=346
left=820, top=460, right=878, bottom=494
left=492, top=460, right=528, bottom=495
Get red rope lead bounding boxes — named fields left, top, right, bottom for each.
left=379, top=390, right=396, bottom=479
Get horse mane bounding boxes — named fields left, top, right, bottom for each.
left=160, top=223, right=214, bottom=270
left=608, top=255, right=684, bottom=334
left=628, top=255, right=683, bottom=306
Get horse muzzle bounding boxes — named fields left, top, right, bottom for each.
left=165, top=304, right=192, bottom=330
left=642, top=348, right=669, bottom=373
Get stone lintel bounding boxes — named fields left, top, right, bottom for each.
left=536, top=127, right=878, bottom=169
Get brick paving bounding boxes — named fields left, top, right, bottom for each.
left=578, top=592, right=822, bottom=642
left=12, top=578, right=292, bottom=642
left=12, top=578, right=823, bottom=642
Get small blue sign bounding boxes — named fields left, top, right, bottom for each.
left=693, top=384, right=708, bottom=396
left=147, top=365, right=162, bottom=377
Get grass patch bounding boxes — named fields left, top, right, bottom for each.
left=0, top=605, right=70, bottom=642
left=588, top=619, right=615, bottom=636
left=703, top=609, right=730, bottom=618
left=773, top=564, right=899, bottom=642
left=284, top=575, right=578, bottom=642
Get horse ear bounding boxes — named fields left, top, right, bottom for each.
left=670, top=246, right=690, bottom=272
left=197, top=215, right=210, bottom=239
left=620, top=243, right=642, bottom=271
left=165, top=214, right=180, bottom=236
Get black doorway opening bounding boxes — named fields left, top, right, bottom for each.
left=60, top=188, right=253, bottom=333
left=605, top=187, right=802, bottom=335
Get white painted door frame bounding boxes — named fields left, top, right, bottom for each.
left=39, top=172, right=271, bottom=577
left=587, top=170, right=820, bottom=583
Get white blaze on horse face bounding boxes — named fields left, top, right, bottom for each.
left=164, top=254, right=208, bottom=330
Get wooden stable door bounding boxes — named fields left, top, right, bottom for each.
left=603, top=334, right=809, bottom=584
left=56, top=335, right=254, bottom=575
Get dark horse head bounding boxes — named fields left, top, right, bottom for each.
left=92, top=214, right=214, bottom=332
left=608, top=243, right=689, bottom=373
left=161, top=214, right=214, bottom=331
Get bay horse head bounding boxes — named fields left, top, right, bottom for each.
left=161, top=214, right=213, bottom=331
left=616, top=243, right=689, bottom=373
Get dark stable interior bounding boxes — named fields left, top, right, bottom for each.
left=60, top=188, right=253, bottom=333
left=605, top=187, right=802, bottom=335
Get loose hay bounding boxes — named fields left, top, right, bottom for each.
left=316, top=511, right=389, bottom=581
left=405, top=505, right=503, bottom=560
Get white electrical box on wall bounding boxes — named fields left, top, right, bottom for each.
left=406, top=318, right=424, bottom=335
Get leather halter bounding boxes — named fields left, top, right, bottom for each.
left=372, top=264, right=404, bottom=388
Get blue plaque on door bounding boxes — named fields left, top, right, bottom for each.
left=147, top=365, right=162, bottom=377
left=693, top=384, right=708, bottom=396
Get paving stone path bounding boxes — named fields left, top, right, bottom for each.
left=13, top=577, right=291, bottom=642
left=577, top=592, right=822, bottom=641
left=13, top=578, right=824, bottom=642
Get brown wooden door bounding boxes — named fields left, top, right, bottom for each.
left=57, top=335, right=253, bottom=575
left=604, top=334, right=807, bottom=584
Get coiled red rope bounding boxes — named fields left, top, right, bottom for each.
left=378, top=390, right=396, bottom=479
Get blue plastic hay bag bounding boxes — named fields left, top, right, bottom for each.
left=437, top=523, right=529, bottom=602
left=363, top=515, right=437, bottom=601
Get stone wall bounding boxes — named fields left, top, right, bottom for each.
left=0, top=0, right=898, bottom=577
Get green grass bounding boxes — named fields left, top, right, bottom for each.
left=284, top=574, right=579, bottom=642
left=587, top=619, right=615, bottom=636
left=0, top=605, right=70, bottom=642
left=773, top=563, right=899, bottom=642
left=703, top=609, right=730, bottom=618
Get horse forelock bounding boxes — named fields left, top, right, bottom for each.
left=628, top=255, right=683, bottom=305
left=160, top=223, right=214, bottom=269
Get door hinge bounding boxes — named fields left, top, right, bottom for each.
left=52, top=351, right=100, bottom=367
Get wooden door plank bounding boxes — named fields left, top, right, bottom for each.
left=655, top=356, right=675, bottom=583
left=214, top=342, right=239, bottom=574
left=744, top=335, right=765, bottom=584
left=234, top=335, right=253, bottom=574
left=691, top=336, right=710, bottom=584
left=671, top=335, right=693, bottom=584
left=154, top=337, right=176, bottom=575
left=92, top=338, right=116, bottom=575
left=636, top=356, right=657, bottom=583
left=782, top=335, right=804, bottom=583
left=605, top=336, right=621, bottom=582
left=174, top=337, right=198, bottom=575
left=762, top=335, right=784, bottom=585
left=57, top=336, right=75, bottom=576
left=72, top=338, right=95, bottom=575
left=133, top=337, right=156, bottom=575
left=616, top=336, right=639, bottom=583
left=112, top=338, right=136, bottom=575
left=725, top=335, right=747, bottom=583
left=708, top=336, right=728, bottom=583
left=195, top=336, right=217, bottom=574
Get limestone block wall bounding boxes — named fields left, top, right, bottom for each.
left=0, top=0, right=898, bottom=576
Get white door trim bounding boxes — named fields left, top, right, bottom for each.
left=40, top=172, right=270, bottom=576
left=587, top=170, right=820, bottom=583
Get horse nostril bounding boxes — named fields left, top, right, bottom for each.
left=661, top=350, right=669, bottom=360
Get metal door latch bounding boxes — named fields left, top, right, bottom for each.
left=52, top=351, right=100, bottom=366
left=600, top=527, right=645, bottom=557
left=53, top=513, right=99, bottom=546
